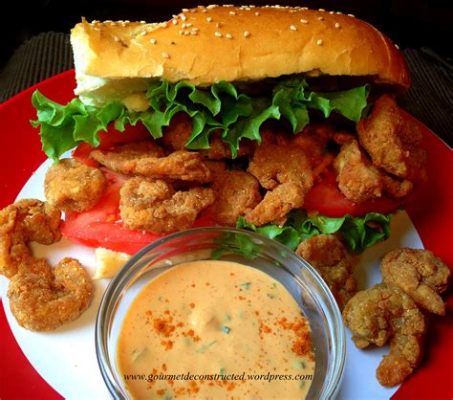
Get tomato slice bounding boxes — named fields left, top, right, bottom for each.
left=304, top=169, right=403, bottom=217
left=72, top=122, right=152, bottom=166
left=61, top=170, right=217, bottom=255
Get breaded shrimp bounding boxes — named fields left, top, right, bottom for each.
left=45, top=158, right=107, bottom=212
left=334, top=140, right=413, bottom=203
left=162, top=113, right=253, bottom=159
left=343, top=283, right=426, bottom=387
left=0, top=200, right=61, bottom=278
left=8, top=257, right=93, bottom=331
left=91, top=141, right=211, bottom=183
left=245, top=136, right=313, bottom=225
left=205, top=162, right=261, bottom=226
left=381, top=248, right=450, bottom=315
left=296, top=234, right=357, bottom=310
left=334, top=140, right=384, bottom=203
left=357, top=95, right=426, bottom=182
left=120, top=177, right=215, bottom=233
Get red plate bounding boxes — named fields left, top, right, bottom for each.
left=0, top=70, right=452, bottom=399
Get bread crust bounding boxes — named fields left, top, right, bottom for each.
left=71, top=5, right=409, bottom=88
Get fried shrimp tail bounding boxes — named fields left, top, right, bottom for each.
left=296, top=234, right=357, bottom=310
left=7, top=257, right=93, bottom=331
left=0, top=200, right=61, bottom=278
left=45, top=158, right=107, bottom=212
left=343, top=283, right=426, bottom=387
left=120, top=177, right=215, bottom=233
left=381, top=248, right=450, bottom=315
left=91, top=141, right=212, bottom=183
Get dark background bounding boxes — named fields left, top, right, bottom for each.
left=1, top=0, right=452, bottom=71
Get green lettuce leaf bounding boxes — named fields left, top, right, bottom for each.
left=31, top=78, right=369, bottom=161
left=236, top=210, right=391, bottom=254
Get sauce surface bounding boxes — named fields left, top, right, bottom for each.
left=117, top=260, right=315, bottom=399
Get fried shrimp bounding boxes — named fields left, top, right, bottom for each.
left=334, top=140, right=412, bottom=203
left=45, top=158, right=107, bottom=212
left=343, top=283, right=426, bottom=387
left=91, top=141, right=211, bottom=183
left=245, top=136, right=313, bottom=225
left=381, top=248, right=450, bottom=315
left=296, top=234, right=357, bottom=310
left=120, top=177, right=215, bottom=233
left=0, top=200, right=61, bottom=278
left=7, top=257, right=93, bottom=331
left=357, top=95, right=426, bottom=182
left=205, top=162, right=261, bottom=225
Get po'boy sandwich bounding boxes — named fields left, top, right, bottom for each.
left=31, top=5, right=426, bottom=257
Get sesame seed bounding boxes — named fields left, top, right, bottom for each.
left=243, top=31, right=251, bottom=38
left=92, top=19, right=99, bottom=23
left=255, top=11, right=260, bottom=16
left=316, top=39, right=323, bottom=46
left=201, top=9, right=207, bottom=13
left=207, top=4, right=217, bottom=9
left=182, top=23, right=192, bottom=28
left=300, top=19, right=308, bottom=24
left=289, top=24, right=297, bottom=31
left=190, top=30, right=198, bottom=36
left=318, top=8, right=325, bottom=12
left=317, top=16, right=324, bottom=21
left=229, top=11, right=236, bottom=15
left=334, top=22, right=341, bottom=29
left=162, top=52, right=170, bottom=59
left=180, top=14, right=187, bottom=21
left=182, top=8, right=189, bottom=12
left=215, top=31, right=222, bottom=37
left=206, top=16, right=213, bottom=22
left=336, top=11, right=343, bottom=14
left=301, top=7, right=308, bottom=10
left=139, top=20, right=146, bottom=24
left=183, top=31, right=190, bottom=36
left=225, top=33, right=233, bottom=39
left=172, top=19, right=178, bottom=25
left=395, top=43, right=400, bottom=49
left=348, top=13, right=355, bottom=17
left=150, top=38, right=157, bottom=44
left=329, top=11, right=335, bottom=15
left=138, top=31, right=147, bottom=36
left=112, top=35, right=119, bottom=42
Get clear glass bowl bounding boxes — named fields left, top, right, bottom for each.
left=95, top=227, right=345, bottom=399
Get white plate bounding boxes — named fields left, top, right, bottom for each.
left=0, top=159, right=424, bottom=400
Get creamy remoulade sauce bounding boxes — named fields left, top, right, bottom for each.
left=117, top=260, right=315, bottom=399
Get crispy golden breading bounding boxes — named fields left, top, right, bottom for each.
left=0, top=200, right=61, bottom=278
left=296, top=234, right=357, bottom=310
left=381, top=248, right=450, bottom=315
left=335, top=140, right=413, bottom=203
left=334, top=140, right=384, bottom=203
left=162, top=113, right=253, bottom=159
left=120, top=177, right=215, bottom=233
left=91, top=141, right=211, bottom=183
left=357, top=95, right=426, bottom=182
left=343, top=283, right=426, bottom=387
left=245, top=136, right=313, bottom=225
left=8, top=257, right=93, bottom=331
left=206, top=163, right=261, bottom=225
left=45, top=158, right=107, bottom=212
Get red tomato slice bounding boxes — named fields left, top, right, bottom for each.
left=72, top=122, right=152, bottom=166
left=61, top=170, right=217, bottom=255
left=304, top=169, right=403, bottom=217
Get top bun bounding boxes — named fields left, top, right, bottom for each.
left=71, top=5, right=409, bottom=92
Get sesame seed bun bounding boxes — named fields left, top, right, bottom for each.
left=71, top=4, right=409, bottom=99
